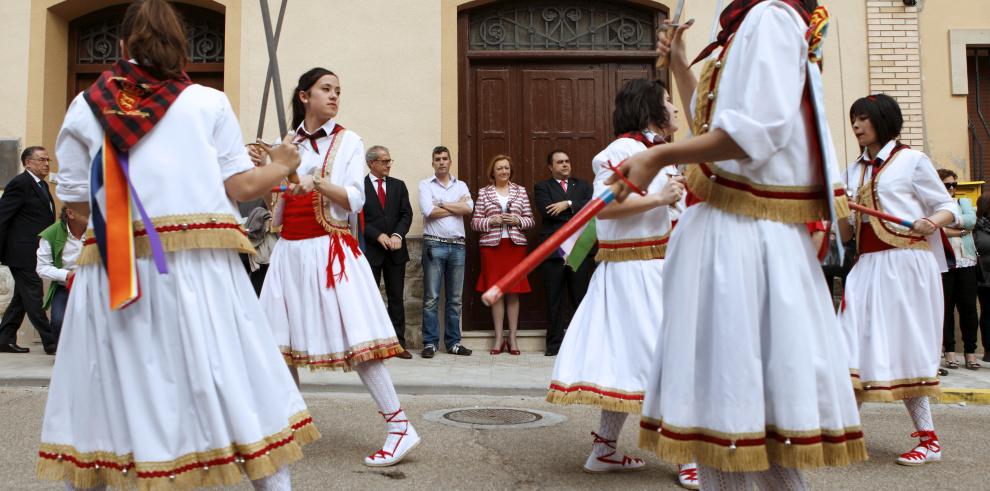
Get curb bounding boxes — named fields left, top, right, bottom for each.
left=935, top=388, right=990, bottom=405
left=1, top=379, right=987, bottom=404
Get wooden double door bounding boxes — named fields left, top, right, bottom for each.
left=460, top=60, right=656, bottom=330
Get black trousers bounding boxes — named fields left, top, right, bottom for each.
left=0, top=266, right=55, bottom=348
left=977, top=287, right=990, bottom=355
left=942, top=266, right=979, bottom=353
left=371, top=260, right=406, bottom=347
left=541, top=256, right=593, bottom=352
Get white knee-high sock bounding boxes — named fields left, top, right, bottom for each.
left=904, top=396, right=934, bottom=433
left=592, top=410, right=627, bottom=457
left=251, top=466, right=292, bottom=491
left=751, top=464, right=808, bottom=491
left=698, top=465, right=753, bottom=491
left=64, top=482, right=106, bottom=491
left=355, top=360, right=401, bottom=414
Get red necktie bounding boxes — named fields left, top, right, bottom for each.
left=868, top=157, right=884, bottom=177
left=560, top=179, right=568, bottom=193
left=377, top=178, right=386, bottom=208
left=294, top=127, right=327, bottom=152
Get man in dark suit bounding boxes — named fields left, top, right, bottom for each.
left=363, top=145, right=414, bottom=359
left=534, top=149, right=594, bottom=356
left=0, top=146, right=57, bottom=354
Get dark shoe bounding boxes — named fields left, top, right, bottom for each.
left=938, top=368, right=949, bottom=376
left=984, top=353, right=990, bottom=363
left=0, top=343, right=29, bottom=354
left=421, top=344, right=436, bottom=359
left=448, top=344, right=472, bottom=356
left=544, top=349, right=559, bottom=357
left=44, top=345, right=56, bottom=355
left=395, top=350, right=413, bottom=359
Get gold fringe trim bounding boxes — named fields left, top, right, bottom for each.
left=545, top=381, right=643, bottom=414
left=77, top=213, right=254, bottom=266
left=639, top=420, right=867, bottom=472
left=856, top=375, right=942, bottom=402
left=281, top=337, right=404, bottom=372
left=688, top=37, right=851, bottom=225
left=37, top=411, right=320, bottom=491
left=595, top=239, right=667, bottom=262
left=686, top=166, right=847, bottom=224
left=312, top=131, right=359, bottom=238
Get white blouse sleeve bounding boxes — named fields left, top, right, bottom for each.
left=55, top=94, right=101, bottom=203
left=213, top=93, right=254, bottom=181
left=912, top=153, right=960, bottom=223
left=709, top=3, right=807, bottom=162
left=340, top=132, right=366, bottom=213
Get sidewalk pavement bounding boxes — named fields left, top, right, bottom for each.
left=2, top=347, right=988, bottom=403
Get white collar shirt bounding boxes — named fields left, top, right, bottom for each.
left=418, top=174, right=473, bottom=239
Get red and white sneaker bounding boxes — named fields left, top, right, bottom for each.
left=678, top=462, right=699, bottom=489
left=896, top=431, right=941, bottom=466
left=363, top=409, right=421, bottom=467
left=582, top=432, right=646, bottom=473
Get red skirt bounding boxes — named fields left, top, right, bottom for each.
left=476, top=238, right=531, bottom=293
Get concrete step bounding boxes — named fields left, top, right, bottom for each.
left=461, top=329, right=547, bottom=353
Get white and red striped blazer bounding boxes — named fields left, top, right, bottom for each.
left=470, top=183, right=535, bottom=247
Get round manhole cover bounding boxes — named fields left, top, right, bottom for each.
left=443, top=408, right=541, bottom=425
left=424, top=407, right=566, bottom=430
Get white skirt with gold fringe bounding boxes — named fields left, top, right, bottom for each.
left=37, top=249, right=319, bottom=490
left=638, top=203, right=867, bottom=473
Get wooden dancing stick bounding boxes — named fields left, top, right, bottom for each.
left=848, top=202, right=915, bottom=228
left=655, top=0, right=686, bottom=69
left=482, top=189, right=615, bottom=306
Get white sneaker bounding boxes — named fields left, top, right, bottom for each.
left=582, top=432, right=645, bottom=473
left=678, top=463, right=700, bottom=489
left=896, top=431, right=941, bottom=466
left=363, top=410, right=421, bottom=467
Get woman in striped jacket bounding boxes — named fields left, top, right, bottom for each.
left=471, top=155, right=535, bottom=355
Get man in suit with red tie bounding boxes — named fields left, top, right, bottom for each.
left=534, top=149, right=593, bottom=356
left=363, top=145, right=414, bottom=358
left=0, top=146, right=57, bottom=354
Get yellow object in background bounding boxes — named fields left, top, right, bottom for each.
left=956, top=181, right=984, bottom=203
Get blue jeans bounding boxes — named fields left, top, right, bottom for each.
left=421, top=240, right=465, bottom=349
left=49, top=285, right=69, bottom=346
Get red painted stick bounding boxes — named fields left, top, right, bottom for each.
left=848, top=202, right=915, bottom=228
left=481, top=189, right=613, bottom=306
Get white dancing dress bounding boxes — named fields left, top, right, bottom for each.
left=547, top=136, right=674, bottom=414
left=839, top=140, right=958, bottom=402
left=259, top=120, right=403, bottom=370
left=638, top=1, right=866, bottom=472
left=39, top=85, right=318, bottom=490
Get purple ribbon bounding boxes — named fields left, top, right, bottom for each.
left=117, top=152, right=168, bottom=274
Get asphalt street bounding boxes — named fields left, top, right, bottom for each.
left=2, top=388, right=987, bottom=490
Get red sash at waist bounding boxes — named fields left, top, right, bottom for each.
left=281, top=192, right=328, bottom=240
left=278, top=191, right=361, bottom=288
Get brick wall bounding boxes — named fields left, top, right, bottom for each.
left=866, top=0, right=924, bottom=149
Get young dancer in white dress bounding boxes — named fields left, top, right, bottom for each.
left=38, top=2, right=317, bottom=489
left=258, top=68, right=420, bottom=467
left=546, top=79, right=698, bottom=489
left=839, top=94, right=957, bottom=466
left=617, top=1, right=866, bottom=488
